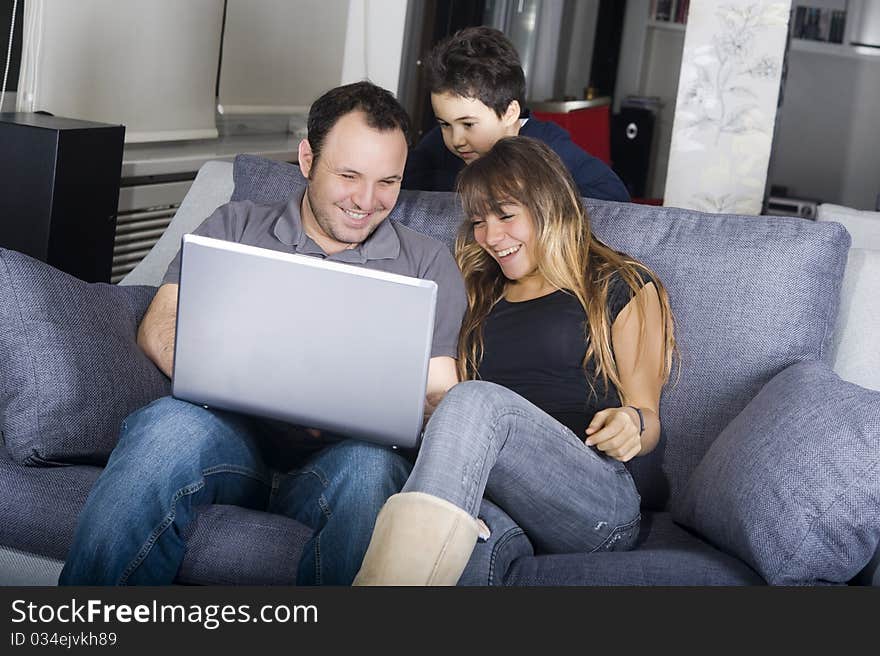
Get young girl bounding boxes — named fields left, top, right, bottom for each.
left=355, top=137, right=676, bottom=585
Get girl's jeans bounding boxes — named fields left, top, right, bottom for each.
left=403, top=381, right=641, bottom=554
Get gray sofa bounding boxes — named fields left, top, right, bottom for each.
left=1, top=154, right=879, bottom=586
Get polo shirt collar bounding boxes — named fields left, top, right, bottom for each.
left=272, top=190, right=400, bottom=263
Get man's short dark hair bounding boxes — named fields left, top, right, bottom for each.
left=426, top=26, right=525, bottom=117
left=307, top=81, right=410, bottom=163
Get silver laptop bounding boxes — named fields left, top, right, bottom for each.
left=172, top=234, right=437, bottom=449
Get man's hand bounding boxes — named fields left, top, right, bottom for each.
left=423, top=389, right=447, bottom=425
left=585, top=407, right=642, bottom=462
left=423, top=356, right=459, bottom=426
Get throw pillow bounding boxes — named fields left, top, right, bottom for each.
left=0, top=249, right=171, bottom=466
left=672, top=361, right=880, bottom=585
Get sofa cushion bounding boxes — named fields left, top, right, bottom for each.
left=504, top=512, right=764, bottom=585
left=177, top=505, right=312, bottom=586
left=0, top=445, right=317, bottom=585
left=589, top=204, right=849, bottom=509
left=673, top=361, right=880, bottom=585
left=0, top=446, right=102, bottom=560
left=0, top=249, right=170, bottom=465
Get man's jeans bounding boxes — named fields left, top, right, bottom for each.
left=403, top=381, right=641, bottom=554
left=59, top=397, right=411, bottom=585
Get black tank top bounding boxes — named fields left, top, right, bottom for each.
left=477, top=272, right=639, bottom=440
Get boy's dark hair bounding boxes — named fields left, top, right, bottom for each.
left=307, top=81, right=410, bottom=163
left=426, top=26, right=525, bottom=117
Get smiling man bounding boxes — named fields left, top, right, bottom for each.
left=403, top=27, right=630, bottom=203
left=59, top=81, right=465, bottom=587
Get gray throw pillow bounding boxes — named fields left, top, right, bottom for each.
left=672, top=361, right=880, bottom=585
left=0, top=249, right=171, bottom=466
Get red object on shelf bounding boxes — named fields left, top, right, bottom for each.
left=530, top=99, right=612, bottom=165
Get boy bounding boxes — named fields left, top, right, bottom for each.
left=403, top=26, right=630, bottom=202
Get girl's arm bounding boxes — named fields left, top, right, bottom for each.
left=585, top=282, right=666, bottom=461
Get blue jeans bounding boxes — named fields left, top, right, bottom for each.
left=403, top=381, right=641, bottom=554
left=59, top=397, right=411, bottom=585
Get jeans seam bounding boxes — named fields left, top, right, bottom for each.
left=118, top=479, right=205, bottom=584
left=117, top=465, right=271, bottom=584
left=589, top=514, right=641, bottom=554
left=293, top=465, right=331, bottom=488
left=487, top=526, right=527, bottom=585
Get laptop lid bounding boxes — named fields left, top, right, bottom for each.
left=172, top=234, right=437, bottom=449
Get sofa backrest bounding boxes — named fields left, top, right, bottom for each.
left=818, top=203, right=880, bottom=251
left=147, top=155, right=852, bottom=511
left=589, top=201, right=848, bottom=509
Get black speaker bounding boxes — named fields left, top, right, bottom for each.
left=0, top=113, right=125, bottom=282
left=611, top=107, right=657, bottom=200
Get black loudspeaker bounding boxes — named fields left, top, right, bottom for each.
left=610, top=107, right=657, bottom=200
left=0, top=113, right=125, bottom=282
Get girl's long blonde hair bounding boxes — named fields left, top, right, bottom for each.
left=454, top=136, right=676, bottom=400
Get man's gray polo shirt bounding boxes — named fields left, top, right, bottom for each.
left=163, top=191, right=466, bottom=358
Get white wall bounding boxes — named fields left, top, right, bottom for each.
left=341, top=0, right=408, bottom=95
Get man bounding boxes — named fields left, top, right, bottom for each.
left=403, top=26, right=630, bottom=202
left=60, top=81, right=465, bottom=586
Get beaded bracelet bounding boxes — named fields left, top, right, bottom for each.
left=626, top=406, right=645, bottom=435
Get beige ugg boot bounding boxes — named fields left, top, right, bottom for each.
left=353, top=492, right=480, bottom=586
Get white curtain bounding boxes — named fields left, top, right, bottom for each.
left=17, top=0, right=224, bottom=143
left=663, top=0, right=791, bottom=214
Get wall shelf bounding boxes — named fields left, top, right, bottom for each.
left=790, top=38, right=880, bottom=60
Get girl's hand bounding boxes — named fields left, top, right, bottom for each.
left=585, top=407, right=642, bottom=462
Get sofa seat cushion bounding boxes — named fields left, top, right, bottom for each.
left=0, top=446, right=316, bottom=585
left=503, top=512, right=764, bottom=586
left=0, top=446, right=102, bottom=560
left=177, top=505, right=313, bottom=586
left=0, top=249, right=171, bottom=465
left=673, top=361, right=880, bottom=585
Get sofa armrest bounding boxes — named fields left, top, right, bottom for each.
left=120, top=160, right=234, bottom=287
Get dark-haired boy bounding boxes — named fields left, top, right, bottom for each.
left=404, top=26, right=629, bottom=202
